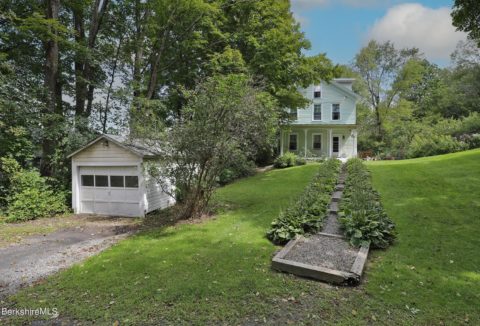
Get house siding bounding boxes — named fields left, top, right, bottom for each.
left=281, top=80, right=358, bottom=159
left=294, top=83, right=356, bottom=125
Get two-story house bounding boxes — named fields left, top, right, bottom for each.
left=280, top=78, right=359, bottom=159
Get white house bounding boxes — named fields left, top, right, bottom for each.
left=280, top=78, right=359, bottom=159
left=68, top=134, right=174, bottom=217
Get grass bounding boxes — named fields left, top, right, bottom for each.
left=4, top=150, right=480, bottom=325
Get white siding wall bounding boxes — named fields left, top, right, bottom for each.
left=145, top=176, right=174, bottom=213
left=294, top=83, right=356, bottom=125
left=73, top=140, right=141, bottom=163
left=71, top=139, right=174, bottom=216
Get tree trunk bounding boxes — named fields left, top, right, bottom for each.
left=41, top=0, right=61, bottom=176
left=103, top=35, right=123, bottom=133
left=73, top=0, right=109, bottom=119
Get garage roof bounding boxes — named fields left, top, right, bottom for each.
left=67, top=134, right=162, bottom=159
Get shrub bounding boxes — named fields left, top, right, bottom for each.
left=273, top=152, right=297, bottom=168
left=218, top=157, right=256, bottom=185
left=295, top=156, right=306, bottom=166
left=267, top=159, right=340, bottom=244
left=273, top=152, right=307, bottom=169
left=1, top=157, right=68, bottom=222
left=339, top=159, right=396, bottom=248
left=407, top=133, right=466, bottom=158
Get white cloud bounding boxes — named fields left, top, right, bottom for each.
left=366, top=3, right=467, bottom=61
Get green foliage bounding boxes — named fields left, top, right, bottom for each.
left=266, top=159, right=340, bottom=245
left=407, top=133, right=466, bottom=159
left=145, top=74, right=277, bottom=218
left=273, top=152, right=297, bottom=168
left=339, top=159, right=396, bottom=248
left=0, top=157, right=68, bottom=222
left=452, top=0, right=480, bottom=47
left=217, top=157, right=256, bottom=186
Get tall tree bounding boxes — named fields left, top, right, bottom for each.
left=452, top=0, right=480, bottom=47
left=353, top=40, right=418, bottom=139
left=41, top=0, right=62, bottom=176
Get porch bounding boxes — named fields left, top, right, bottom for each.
left=280, top=126, right=358, bottom=159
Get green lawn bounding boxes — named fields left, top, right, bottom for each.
left=5, top=150, right=480, bottom=325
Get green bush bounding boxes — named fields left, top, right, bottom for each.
left=339, top=159, right=396, bottom=248
left=273, top=152, right=307, bottom=169
left=1, top=157, right=68, bottom=222
left=267, top=159, right=340, bottom=244
left=295, top=156, right=306, bottom=166
left=218, top=158, right=256, bottom=185
left=273, top=152, right=297, bottom=168
left=407, top=134, right=466, bottom=158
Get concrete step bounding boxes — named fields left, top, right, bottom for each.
left=332, top=191, right=343, bottom=202
left=335, top=184, right=345, bottom=191
left=329, top=201, right=339, bottom=214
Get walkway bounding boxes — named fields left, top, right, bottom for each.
left=272, top=164, right=370, bottom=285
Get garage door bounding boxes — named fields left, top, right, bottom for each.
left=79, top=166, right=142, bottom=217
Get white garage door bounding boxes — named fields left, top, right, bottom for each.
left=79, top=166, right=142, bottom=217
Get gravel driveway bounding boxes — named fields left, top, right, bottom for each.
left=0, top=216, right=138, bottom=298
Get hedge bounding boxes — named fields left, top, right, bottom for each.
left=339, top=159, right=396, bottom=248
left=266, top=159, right=341, bottom=245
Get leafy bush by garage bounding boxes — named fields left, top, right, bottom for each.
left=339, top=159, right=396, bottom=248
left=267, top=159, right=340, bottom=244
left=0, top=157, right=68, bottom=222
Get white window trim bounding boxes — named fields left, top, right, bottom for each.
left=289, top=133, right=298, bottom=151
left=313, top=84, right=322, bottom=99
left=312, top=104, right=322, bottom=121
left=312, top=133, right=322, bottom=150
left=332, top=103, right=341, bottom=121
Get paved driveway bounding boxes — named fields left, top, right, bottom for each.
left=0, top=216, right=138, bottom=298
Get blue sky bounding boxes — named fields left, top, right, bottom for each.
left=291, top=0, right=466, bottom=66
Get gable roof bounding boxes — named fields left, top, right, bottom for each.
left=329, top=79, right=362, bottom=100
left=67, top=134, right=162, bottom=159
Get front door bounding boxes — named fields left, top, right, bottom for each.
left=332, top=136, right=340, bottom=157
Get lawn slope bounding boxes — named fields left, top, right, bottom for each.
left=5, top=151, right=480, bottom=325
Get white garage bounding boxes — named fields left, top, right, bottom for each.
left=68, top=134, right=174, bottom=217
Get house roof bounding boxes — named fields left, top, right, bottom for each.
left=67, top=134, right=162, bottom=159
left=329, top=79, right=362, bottom=100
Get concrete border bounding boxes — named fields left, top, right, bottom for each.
left=272, top=235, right=369, bottom=285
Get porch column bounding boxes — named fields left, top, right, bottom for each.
left=304, top=129, right=307, bottom=157
left=328, top=128, right=333, bottom=158
left=280, top=129, right=284, bottom=156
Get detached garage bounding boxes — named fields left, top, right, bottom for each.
left=68, top=134, right=174, bottom=217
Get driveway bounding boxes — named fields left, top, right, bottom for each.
left=0, top=216, right=139, bottom=298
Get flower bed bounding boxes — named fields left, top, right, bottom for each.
left=266, top=159, right=341, bottom=245
left=339, top=159, right=396, bottom=249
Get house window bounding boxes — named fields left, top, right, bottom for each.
left=289, top=108, right=297, bottom=120
left=313, top=134, right=322, bottom=149
left=81, top=175, right=94, bottom=187
left=110, top=175, right=124, bottom=187
left=125, top=176, right=139, bottom=188
left=332, top=104, right=340, bottom=120
left=95, top=175, right=109, bottom=187
left=313, top=104, right=322, bottom=120
left=313, top=86, right=321, bottom=98
left=289, top=134, right=298, bottom=151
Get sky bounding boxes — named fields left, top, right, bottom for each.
left=290, top=0, right=467, bottom=67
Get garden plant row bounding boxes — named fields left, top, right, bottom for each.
left=267, top=159, right=341, bottom=245
left=339, top=159, right=396, bottom=248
